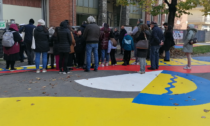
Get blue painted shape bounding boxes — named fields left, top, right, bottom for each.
left=174, top=46, right=183, bottom=49
left=164, top=75, right=177, bottom=95
left=132, top=70, right=210, bottom=106
left=193, top=56, right=210, bottom=62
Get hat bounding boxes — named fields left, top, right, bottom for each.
left=38, top=19, right=45, bottom=25
left=151, top=21, right=157, bottom=25
left=138, top=19, right=143, bottom=23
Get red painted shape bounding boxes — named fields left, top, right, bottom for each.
left=1, top=65, right=210, bottom=74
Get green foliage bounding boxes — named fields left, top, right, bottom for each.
left=117, top=0, right=210, bottom=17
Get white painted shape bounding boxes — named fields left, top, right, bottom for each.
left=75, top=71, right=163, bottom=92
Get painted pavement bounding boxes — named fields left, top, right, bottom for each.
left=0, top=57, right=210, bottom=126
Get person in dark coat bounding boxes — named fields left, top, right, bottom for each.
left=119, top=25, right=127, bottom=54
left=148, top=22, right=164, bottom=70
left=34, top=19, right=49, bottom=73
left=113, top=28, right=120, bottom=42
left=136, top=24, right=151, bottom=74
left=80, top=21, right=87, bottom=35
left=3, top=24, right=22, bottom=71
left=51, top=27, right=60, bottom=70
left=57, top=21, right=72, bottom=74
left=19, top=19, right=36, bottom=65
left=163, top=25, right=175, bottom=61
left=100, top=23, right=111, bottom=67
left=74, top=29, right=85, bottom=68
left=47, top=27, right=55, bottom=69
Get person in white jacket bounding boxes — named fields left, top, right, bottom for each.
left=108, top=31, right=117, bottom=65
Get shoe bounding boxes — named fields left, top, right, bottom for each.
left=63, top=72, right=67, bottom=75
left=94, top=69, right=98, bottom=72
left=183, top=66, right=191, bottom=70
left=122, top=63, right=127, bottom=66
left=138, top=71, right=145, bottom=74
left=10, top=68, right=17, bottom=71
left=42, top=69, right=47, bottom=73
left=5, top=67, right=9, bottom=70
left=164, top=59, right=170, bottom=62
left=156, top=68, right=159, bottom=70
left=148, top=67, right=156, bottom=70
left=131, top=62, right=137, bottom=65
left=84, top=69, right=90, bottom=72
left=36, top=69, right=40, bottom=73
left=69, top=68, right=73, bottom=70
left=105, top=62, right=109, bottom=66
left=100, top=63, right=104, bottom=67
left=91, top=64, right=95, bottom=68
left=51, top=66, right=55, bottom=69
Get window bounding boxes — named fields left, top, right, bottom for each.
left=129, top=4, right=141, bottom=14
left=76, top=0, right=98, bottom=8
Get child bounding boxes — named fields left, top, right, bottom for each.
left=108, top=31, right=117, bottom=65
left=74, top=29, right=85, bottom=68
left=122, top=31, right=134, bottom=66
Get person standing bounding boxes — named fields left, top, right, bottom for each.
left=148, top=22, right=164, bottom=70
left=57, top=21, right=72, bottom=74
left=119, top=25, right=127, bottom=55
left=34, top=19, right=49, bottom=73
left=100, top=23, right=110, bottom=67
left=183, top=24, right=197, bottom=70
left=47, top=27, right=55, bottom=69
left=19, top=19, right=36, bottom=65
left=83, top=16, right=100, bottom=72
left=122, top=31, right=134, bottom=66
left=132, top=19, right=144, bottom=65
left=3, top=24, right=22, bottom=71
left=108, top=30, right=117, bottom=65
left=163, top=25, right=175, bottom=61
left=135, top=24, right=151, bottom=74
left=51, top=27, right=60, bottom=70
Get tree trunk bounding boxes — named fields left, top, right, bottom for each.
left=168, top=10, right=176, bottom=27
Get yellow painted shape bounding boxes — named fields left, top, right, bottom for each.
left=0, top=97, right=209, bottom=126
left=141, top=73, right=197, bottom=95
left=171, top=76, right=197, bottom=95
left=0, top=68, right=3, bottom=71
left=15, top=67, right=24, bottom=70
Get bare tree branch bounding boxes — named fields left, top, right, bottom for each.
left=164, top=0, right=170, bottom=6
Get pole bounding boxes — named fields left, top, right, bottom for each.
left=119, top=5, right=122, bottom=30
left=0, top=0, right=3, bottom=21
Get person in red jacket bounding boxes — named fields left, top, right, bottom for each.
left=100, top=23, right=110, bottom=67
left=3, top=24, right=22, bottom=71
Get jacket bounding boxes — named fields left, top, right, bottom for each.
left=113, top=31, right=120, bottom=41
left=119, top=29, right=127, bottom=42
left=100, top=27, right=110, bottom=50
left=136, top=30, right=151, bottom=58
left=57, top=21, right=72, bottom=53
left=80, top=23, right=87, bottom=35
left=51, top=35, right=59, bottom=55
left=183, top=24, right=197, bottom=53
left=19, top=23, right=36, bottom=42
left=83, top=23, right=100, bottom=44
left=122, top=35, right=134, bottom=51
left=164, top=32, right=175, bottom=51
left=34, top=26, right=49, bottom=52
left=74, top=34, right=85, bottom=53
left=150, top=25, right=164, bottom=46
left=132, top=23, right=143, bottom=43
left=70, top=32, right=76, bottom=54
left=108, top=40, right=117, bottom=53
left=3, top=29, right=22, bottom=55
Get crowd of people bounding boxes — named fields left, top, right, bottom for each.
left=1, top=16, right=197, bottom=74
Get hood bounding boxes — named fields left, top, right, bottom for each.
left=36, top=25, right=45, bottom=32
left=48, top=27, right=55, bottom=35
left=101, top=27, right=110, bottom=33
left=60, top=21, right=68, bottom=29
left=124, top=34, right=132, bottom=40
left=188, top=24, right=197, bottom=32
left=9, top=24, right=19, bottom=31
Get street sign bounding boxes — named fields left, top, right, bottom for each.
left=0, top=21, right=6, bottom=29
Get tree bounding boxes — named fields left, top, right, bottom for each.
left=117, top=0, right=209, bottom=27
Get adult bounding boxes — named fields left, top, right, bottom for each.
left=148, top=22, right=164, bottom=70
left=57, top=21, right=72, bottom=74
left=159, top=22, right=168, bottom=58
left=132, top=19, right=144, bottom=65
left=119, top=25, right=127, bottom=55
left=136, top=24, right=151, bottom=74
left=100, top=23, right=110, bottom=67
left=47, top=27, right=55, bottom=69
left=163, top=22, right=168, bottom=31
left=19, top=19, right=36, bottom=65
left=80, top=21, right=87, bottom=35
left=3, top=24, right=22, bottom=71
left=113, top=28, right=120, bottom=42
left=83, top=16, right=100, bottom=72
left=51, top=27, right=60, bottom=70
left=183, top=24, right=197, bottom=70
left=34, top=19, right=49, bottom=73
left=163, top=25, right=175, bottom=61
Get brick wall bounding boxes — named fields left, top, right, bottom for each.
left=3, top=0, right=41, bottom=8
left=49, top=0, right=76, bottom=27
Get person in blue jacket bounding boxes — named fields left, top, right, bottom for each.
left=122, top=31, right=134, bottom=66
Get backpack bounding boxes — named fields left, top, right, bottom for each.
left=2, top=31, right=15, bottom=47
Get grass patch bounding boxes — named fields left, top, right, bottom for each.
left=193, top=45, right=210, bottom=54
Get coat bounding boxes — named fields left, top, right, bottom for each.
left=34, top=26, right=49, bottom=52
left=57, top=21, right=72, bottom=53
left=100, top=28, right=110, bottom=50
left=136, top=30, right=151, bottom=58
left=70, top=32, right=75, bottom=54
left=51, top=35, right=59, bottom=55
left=83, top=23, right=100, bottom=44
left=74, top=34, right=85, bottom=53
left=150, top=25, right=164, bottom=46
left=3, top=29, right=22, bottom=55
left=164, top=32, right=175, bottom=51
left=113, top=31, right=120, bottom=41
left=183, top=25, right=197, bottom=53
left=122, top=35, right=134, bottom=51
left=119, top=29, right=127, bottom=43
left=19, top=23, right=36, bottom=42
